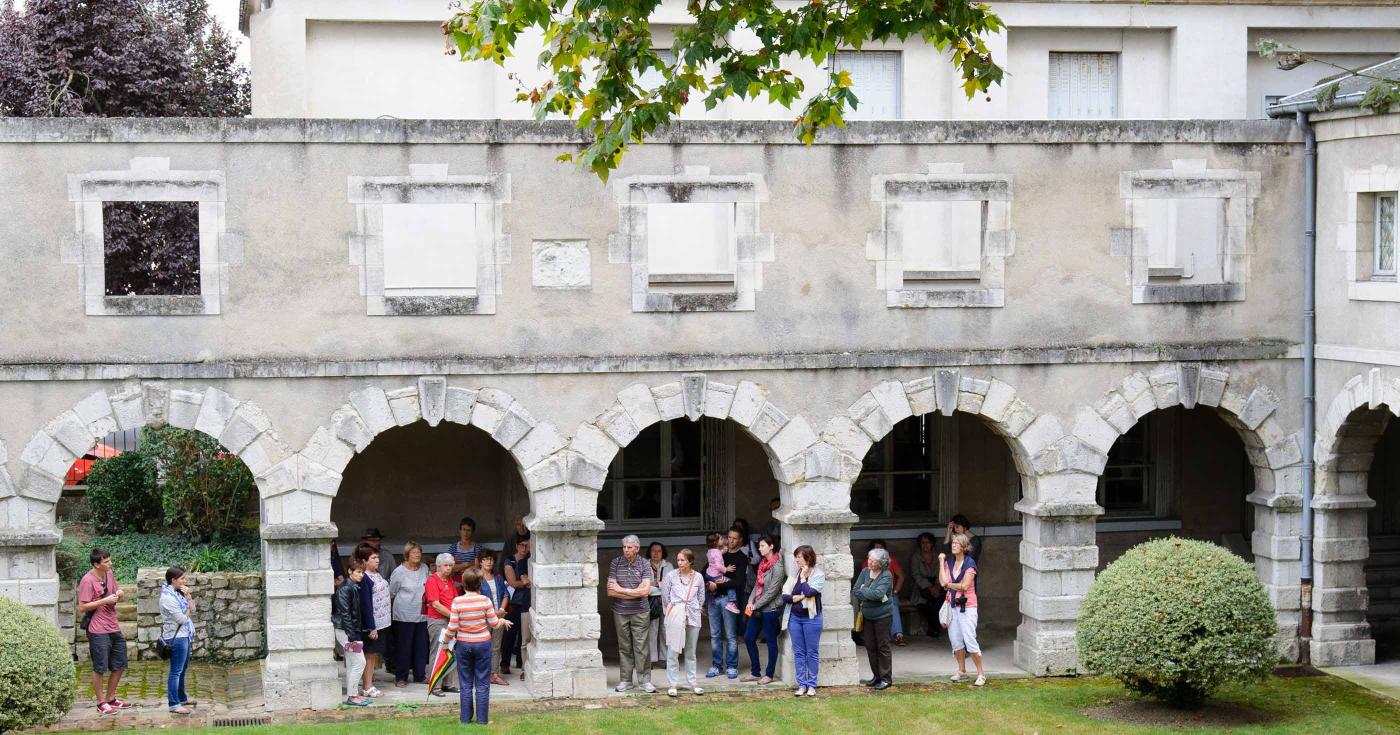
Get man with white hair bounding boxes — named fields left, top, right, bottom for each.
left=607, top=534, right=654, bottom=692
left=424, top=552, right=460, bottom=696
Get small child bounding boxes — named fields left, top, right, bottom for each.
left=705, top=532, right=740, bottom=614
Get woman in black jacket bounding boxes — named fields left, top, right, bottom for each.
left=332, top=559, right=370, bottom=706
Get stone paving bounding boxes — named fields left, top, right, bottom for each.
left=1321, top=657, right=1400, bottom=702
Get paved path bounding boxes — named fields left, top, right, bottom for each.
left=1322, top=659, right=1400, bottom=701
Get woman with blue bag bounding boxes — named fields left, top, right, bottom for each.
left=159, top=567, right=198, bottom=715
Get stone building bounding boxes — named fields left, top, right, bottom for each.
left=0, top=81, right=1396, bottom=707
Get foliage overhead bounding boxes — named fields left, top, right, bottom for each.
left=0, top=0, right=249, bottom=117
left=0, top=597, right=75, bottom=733
left=1077, top=537, right=1279, bottom=709
left=1257, top=40, right=1400, bottom=115
left=443, top=0, right=1004, bottom=179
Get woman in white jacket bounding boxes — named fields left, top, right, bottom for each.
left=781, top=545, right=825, bottom=697
left=159, top=567, right=197, bottom=715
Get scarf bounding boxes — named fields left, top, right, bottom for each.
left=752, top=554, right=779, bottom=600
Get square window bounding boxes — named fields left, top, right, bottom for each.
left=1377, top=193, right=1397, bottom=278
left=833, top=51, right=901, bottom=120
left=1048, top=52, right=1119, bottom=119
left=101, top=201, right=201, bottom=297
left=604, top=419, right=707, bottom=527
left=1140, top=197, right=1224, bottom=282
left=381, top=203, right=479, bottom=294
left=638, top=48, right=677, bottom=90
left=646, top=202, right=737, bottom=282
left=897, top=200, right=984, bottom=278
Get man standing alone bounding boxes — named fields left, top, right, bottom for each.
left=607, top=535, right=654, bottom=692
left=79, top=548, right=131, bottom=715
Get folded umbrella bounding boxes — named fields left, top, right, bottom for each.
left=426, top=640, right=456, bottom=699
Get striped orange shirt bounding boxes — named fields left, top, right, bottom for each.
left=444, top=592, right=501, bottom=644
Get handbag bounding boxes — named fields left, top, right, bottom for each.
left=649, top=595, right=663, bottom=620
left=938, top=599, right=952, bottom=629
left=156, top=637, right=174, bottom=660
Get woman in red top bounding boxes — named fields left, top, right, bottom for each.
left=424, top=553, right=459, bottom=697
left=441, top=568, right=512, bottom=724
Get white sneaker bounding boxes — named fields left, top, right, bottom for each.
left=641, top=682, right=657, bottom=693
left=667, top=687, right=678, bottom=697
left=950, top=673, right=964, bottom=683
left=974, top=675, right=986, bottom=687
left=692, top=687, right=704, bottom=695
left=794, top=687, right=806, bottom=697
left=615, top=681, right=633, bottom=692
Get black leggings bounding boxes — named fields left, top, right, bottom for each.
left=392, top=620, right=429, bottom=683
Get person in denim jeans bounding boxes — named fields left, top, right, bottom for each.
left=704, top=527, right=749, bottom=678
left=441, top=568, right=512, bottom=725
left=159, top=567, right=197, bottom=715
left=740, top=535, right=785, bottom=684
left=783, top=545, right=825, bottom=697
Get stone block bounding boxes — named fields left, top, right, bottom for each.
left=301, top=427, right=354, bottom=475
left=492, top=403, right=536, bottom=449
left=933, top=368, right=960, bottom=416
left=616, top=383, right=662, bottom=432
left=514, top=423, right=566, bottom=469
left=729, top=381, right=769, bottom=428
left=1018, top=414, right=1065, bottom=459
left=331, top=407, right=373, bottom=452
left=1072, top=406, right=1119, bottom=455
left=769, top=416, right=817, bottom=462
left=418, top=376, right=447, bottom=426
left=1020, top=541, right=1098, bottom=571
left=444, top=387, right=478, bottom=425
left=167, top=389, right=204, bottom=430
left=651, top=383, right=684, bottom=421
left=1019, top=590, right=1083, bottom=621
left=822, top=416, right=873, bottom=460
left=385, top=387, right=421, bottom=426
left=349, top=386, right=395, bottom=434
left=532, top=239, right=591, bottom=289
left=703, top=381, right=736, bottom=419
left=593, top=404, right=640, bottom=447
left=194, top=388, right=240, bottom=439
left=870, top=380, right=913, bottom=425
left=979, top=379, right=1016, bottom=423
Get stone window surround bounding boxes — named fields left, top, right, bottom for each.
left=866, top=163, right=1015, bottom=308
left=1339, top=165, right=1400, bottom=302
left=347, top=164, right=511, bottom=316
left=609, top=166, right=774, bottom=313
left=1111, top=159, right=1260, bottom=305
left=63, top=157, right=240, bottom=316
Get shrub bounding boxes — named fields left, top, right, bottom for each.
left=1078, top=537, right=1279, bottom=708
left=84, top=449, right=161, bottom=534
left=86, top=531, right=261, bottom=584
left=143, top=425, right=256, bottom=542
left=54, top=532, right=85, bottom=583
left=0, top=597, right=75, bottom=733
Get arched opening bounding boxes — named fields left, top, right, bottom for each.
left=849, top=412, right=1022, bottom=680
left=1095, top=406, right=1255, bottom=569
left=330, top=420, right=531, bottom=701
left=1365, top=413, right=1400, bottom=659
left=595, top=416, right=780, bottom=688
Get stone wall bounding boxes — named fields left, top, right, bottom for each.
left=135, top=569, right=265, bottom=662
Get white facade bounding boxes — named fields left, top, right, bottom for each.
left=242, top=0, right=1400, bottom=121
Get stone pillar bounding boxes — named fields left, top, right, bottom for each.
left=1249, top=496, right=1304, bottom=661
left=1309, top=496, right=1377, bottom=666
left=779, top=502, right=859, bottom=687
left=261, top=522, right=341, bottom=711
left=0, top=528, right=62, bottom=624
left=525, top=514, right=608, bottom=699
left=1013, top=494, right=1100, bottom=676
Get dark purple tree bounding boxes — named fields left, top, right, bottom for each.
left=0, top=0, right=249, bottom=117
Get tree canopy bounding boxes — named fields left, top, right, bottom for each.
left=443, top=0, right=1004, bottom=179
left=0, top=0, right=248, bottom=117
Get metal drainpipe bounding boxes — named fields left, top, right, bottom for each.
left=1297, top=110, right=1316, bottom=665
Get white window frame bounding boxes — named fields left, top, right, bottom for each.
left=645, top=201, right=739, bottom=286
left=832, top=50, right=902, bottom=121
left=600, top=420, right=704, bottom=531
left=851, top=414, right=958, bottom=525
left=1375, top=192, right=1397, bottom=280
left=1341, top=169, right=1400, bottom=302
left=347, top=164, right=510, bottom=316
left=63, top=158, right=239, bottom=316
left=1048, top=51, right=1120, bottom=120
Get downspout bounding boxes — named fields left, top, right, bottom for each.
left=1297, top=110, right=1316, bottom=665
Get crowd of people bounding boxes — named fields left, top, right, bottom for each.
left=72, top=510, right=986, bottom=723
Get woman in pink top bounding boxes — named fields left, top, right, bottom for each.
left=441, top=568, right=512, bottom=725
left=938, top=533, right=984, bottom=687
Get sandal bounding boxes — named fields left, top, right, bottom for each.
left=395, top=681, right=407, bottom=689
left=364, top=687, right=384, bottom=698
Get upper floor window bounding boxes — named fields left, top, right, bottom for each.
left=833, top=51, right=901, bottom=121
left=102, top=201, right=201, bottom=297
left=1140, top=196, right=1225, bottom=282
left=381, top=203, right=480, bottom=296
left=1048, top=51, right=1119, bottom=119
left=646, top=202, right=737, bottom=286
left=898, top=200, right=985, bottom=279
left=1377, top=193, right=1397, bottom=280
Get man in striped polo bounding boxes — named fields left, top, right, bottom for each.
left=607, top=534, right=654, bottom=693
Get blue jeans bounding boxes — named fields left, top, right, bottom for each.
left=744, top=609, right=782, bottom=678
left=891, top=603, right=904, bottom=637
left=166, top=636, right=190, bottom=708
left=708, top=598, right=739, bottom=673
left=455, top=640, right=493, bottom=724
left=790, top=613, right=822, bottom=689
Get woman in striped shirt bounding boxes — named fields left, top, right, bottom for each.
left=441, top=568, right=513, bottom=725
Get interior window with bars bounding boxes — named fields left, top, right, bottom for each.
left=598, top=420, right=704, bottom=525
left=1048, top=52, right=1119, bottom=119
left=1377, top=193, right=1397, bottom=279
left=833, top=51, right=902, bottom=121
left=1098, top=420, right=1153, bottom=515
left=851, top=415, right=939, bottom=518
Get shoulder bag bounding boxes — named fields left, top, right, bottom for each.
left=664, top=573, right=697, bottom=651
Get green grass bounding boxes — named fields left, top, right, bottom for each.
left=96, top=675, right=1399, bottom=735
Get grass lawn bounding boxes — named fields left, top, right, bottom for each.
left=92, top=674, right=1399, bottom=735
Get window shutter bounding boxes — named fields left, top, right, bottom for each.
left=1048, top=52, right=1119, bottom=119
left=834, top=51, right=901, bottom=121
left=899, top=200, right=983, bottom=272
left=381, top=203, right=478, bottom=291
left=646, top=202, right=736, bottom=276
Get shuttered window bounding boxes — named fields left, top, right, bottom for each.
left=834, top=51, right=901, bottom=121
left=1048, top=52, right=1119, bottom=119
left=897, top=200, right=984, bottom=274
left=646, top=202, right=737, bottom=278
left=381, top=203, right=478, bottom=293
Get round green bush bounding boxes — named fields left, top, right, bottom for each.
left=1078, top=537, right=1279, bottom=708
left=0, top=597, right=76, bottom=733
left=84, top=450, right=161, bottom=534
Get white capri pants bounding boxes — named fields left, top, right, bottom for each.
left=947, top=606, right=980, bottom=655
left=334, top=630, right=366, bottom=697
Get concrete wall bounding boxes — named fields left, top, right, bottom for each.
left=0, top=117, right=1345, bottom=708
left=243, top=0, right=1400, bottom=121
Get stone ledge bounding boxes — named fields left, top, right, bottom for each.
left=262, top=522, right=339, bottom=541
left=1014, top=500, right=1104, bottom=519
left=0, top=527, right=62, bottom=546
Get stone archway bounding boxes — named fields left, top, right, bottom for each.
left=1082, top=364, right=1306, bottom=660
left=1311, top=368, right=1400, bottom=666
left=821, top=371, right=1091, bottom=677
left=569, top=375, right=823, bottom=685
left=0, top=383, right=285, bottom=626
left=262, top=378, right=587, bottom=708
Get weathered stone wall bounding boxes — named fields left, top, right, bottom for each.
left=135, top=569, right=266, bottom=662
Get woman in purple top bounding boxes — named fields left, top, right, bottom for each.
left=660, top=549, right=706, bottom=697
left=782, top=545, right=825, bottom=697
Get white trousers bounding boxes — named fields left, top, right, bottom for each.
left=335, top=630, right=366, bottom=697
left=947, top=607, right=980, bottom=655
